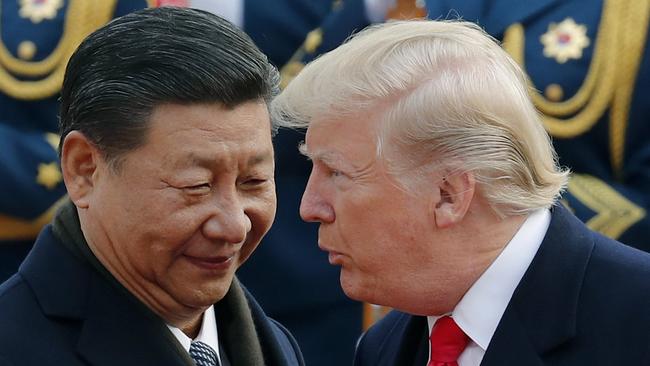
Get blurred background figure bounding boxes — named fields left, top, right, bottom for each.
left=425, top=0, right=650, bottom=252
left=0, top=0, right=153, bottom=281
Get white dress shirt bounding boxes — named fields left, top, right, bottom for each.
left=167, top=305, right=222, bottom=364
left=427, top=209, right=551, bottom=366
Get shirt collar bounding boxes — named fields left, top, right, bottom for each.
left=166, top=305, right=221, bottom=361
left=427, top=208, right=551, bottom=350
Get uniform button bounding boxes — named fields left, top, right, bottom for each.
left=18, top=40, right=37, bottom=60
left=545, top=83, right=564, bottom=102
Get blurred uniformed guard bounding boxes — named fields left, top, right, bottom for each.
left=0, top=0, right=153, bottom=281
left=425, top=0, right=650, bottom=251
left=238, top=2, right=383, bottom=365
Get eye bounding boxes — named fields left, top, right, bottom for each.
left=314, top=161, right=346, bottom=180
left=246, top=178, right=267, bottom=185
left=240, top=177, right=269, bottom=188
left=183, top=183, right=211, bottom=194
left=326, top=166, right=347, bottom=179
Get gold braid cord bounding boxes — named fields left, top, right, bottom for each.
left=567, top=174, right=645, bottom=239
left=503, top=0, right=615, bottom=137
left=503, top=0, right=649, bottom=238
left=0, top=196, right=67, bottom=240
left=609, top=0, right=650, bottom=179
left=0, top=0, right=118, bottom=100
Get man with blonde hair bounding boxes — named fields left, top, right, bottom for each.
left=272, top=20, right=650, bottom=365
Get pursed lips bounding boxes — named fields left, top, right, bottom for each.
left=318, top=241, right=345, bottom=266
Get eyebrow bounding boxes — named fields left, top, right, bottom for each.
left=298, top=142, right=345, bottom=168
left=298, top=142, right=310, bottom=158
left=247, top=152, right=274, bottom=166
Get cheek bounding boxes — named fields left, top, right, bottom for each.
left=128, top=203, right=208, bottom=261
left=342, top=203, right=425, bottom=262
left=336, top=198, right=392, bottom=240
left=239, top=193, right=277, bottom=261
left=251, top=188, right=277, bottom=232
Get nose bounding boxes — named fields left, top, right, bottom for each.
left=300, top=173, right=335, bottom=223
left=202, top=193, right=251, bottom=244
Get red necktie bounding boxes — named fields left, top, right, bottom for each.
left=428, top=316, right=470, bottom=366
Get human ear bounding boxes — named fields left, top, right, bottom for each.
left=60, top=131, right=102, bottom=209
left=433, top=171, right=475, bottom=228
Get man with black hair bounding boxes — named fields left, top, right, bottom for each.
left=0, top=7, right=303, bottom=366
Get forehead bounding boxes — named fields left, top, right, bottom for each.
left=144, top=102, right=273, bottom=165
left=148, top=102, right=271, bottom=139
left=303, top=113, right=379, bottom=159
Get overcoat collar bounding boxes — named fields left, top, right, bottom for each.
left=19, top=226, right=193, bottom=366
left=482, top=205, right=594, bottom=364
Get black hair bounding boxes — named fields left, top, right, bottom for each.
left=59, top=6, right=279, bottom=167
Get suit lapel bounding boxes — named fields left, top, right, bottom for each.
left=393, top=316, right=429, bottom=366
left=483, top=205, right=594, bottom=365
left=76, top=271, right=193, bottom=366
left=19, top=226, right=90, bottom=320
left=20, top=226, right=193, bottom=366
left=372, top=313, right=428, bottom=366
left=480, top=308, right=544, bottom=366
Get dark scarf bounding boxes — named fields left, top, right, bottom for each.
left=51, top=200, right=266, bottom=366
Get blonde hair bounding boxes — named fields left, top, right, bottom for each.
left=271, top=20, right=568, bottom=217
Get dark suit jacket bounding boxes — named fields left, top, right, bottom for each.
left=0, top=241, right=32, bottom=283
left=354, top=205, right=650, bottom=365
left=0, top=226, right=304, bottom=366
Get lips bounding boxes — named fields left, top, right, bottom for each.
left=183, top=254, right=235, bottom=271
left=327, top=251, right=345, bottom=265
left=319, top=242, right=344, bottom=265
left=318, top=237, right=344, bottom=266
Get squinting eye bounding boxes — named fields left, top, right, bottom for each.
left=330, top=169, right=344, bottom=177
left=184, top=183, right=211, bottom=193
left=242, top=178, right=268, bottom=186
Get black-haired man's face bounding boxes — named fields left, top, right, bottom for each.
left=84, top=101, right=276, bottom=321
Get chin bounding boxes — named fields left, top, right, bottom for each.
left=339, top=271, right=374, bottom=304
left=179, top=277, right=235, bottom=307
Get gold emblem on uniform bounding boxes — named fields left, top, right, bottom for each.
left=36, top=162, right=62, bottom=190
left=540, top=18, right=590, bottom=64
left=19, top=0, right=64, bottom=24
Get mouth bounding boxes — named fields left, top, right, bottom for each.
left=319, top=242, right=344, bottom=265
left=327, top=251, right=345, bottom=266
left=183, top=254, right=235, bottom=272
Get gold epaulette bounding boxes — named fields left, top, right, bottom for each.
left=0, top=0, right=119, bottom=100
left=502, top=0, right=650, bottom=179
